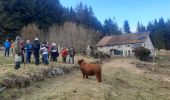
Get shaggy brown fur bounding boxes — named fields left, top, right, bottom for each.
left=78, top=59, right=102, bottom=82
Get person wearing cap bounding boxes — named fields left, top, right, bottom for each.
left=25, top=40, right=32, bottom=63
left=50, top=43, right=59, bottom=62
left=32, top=38, right=40, bottom=65
left=14, top=36, right=21, bottom=69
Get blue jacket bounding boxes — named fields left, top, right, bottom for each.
left=25, top=44, right=32, bottom=53
left=4, top=41, right=11, bottom=49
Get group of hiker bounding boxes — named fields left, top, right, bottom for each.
left=3, top=36, right=76, bottom=69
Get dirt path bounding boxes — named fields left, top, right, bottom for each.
left=2, top=58, right=170, bottom=100
left=103, top=58, right=144, bottom=74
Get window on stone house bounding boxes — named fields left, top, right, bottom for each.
left=127, top=44, right=130, bottom=47
left=118, top=45, right=122, bottom=48
left=138, top=44, right=142, bottom=47
left=132, top=50, right=135, bottom=53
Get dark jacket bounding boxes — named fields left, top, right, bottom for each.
left=20, top=42, right=25, bottom=54
left=32, top=41, right=40, bottom=53
left=51, top=46, right=59, bottom=57
left=69, top=48, right=75, bottom=57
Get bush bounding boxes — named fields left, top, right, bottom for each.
left=134, top=47, right=151, bottom=61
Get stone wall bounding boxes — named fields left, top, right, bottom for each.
left=0, top=64, right=79, bottom=92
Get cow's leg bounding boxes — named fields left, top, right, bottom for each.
left=96, top=73, right=102, bottom=82
left=82, top=72, right=85, bottom=79
left=85, top=75, right=88, bottom=79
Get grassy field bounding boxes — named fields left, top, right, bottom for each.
left=0, top=51, right=14, bottom=65
left=0, top=51, right=45, bottom=83
left=0, top=51, right=93, bottom=84
left=0, top=51, right=170, bottom=100
left=156, top=54, right=170, bottom=65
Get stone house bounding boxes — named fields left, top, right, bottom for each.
left=96, top=32, right=154, bottom=56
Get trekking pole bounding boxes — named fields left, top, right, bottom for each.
left=23, top=52, right=26, bottom=69
left=24, top=60, right=25, bottom=69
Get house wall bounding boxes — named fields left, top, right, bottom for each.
left=97, top=44, right=135, bottom=56
left=97, top=46, right=110, bottom=54
left=144, top=36, right=154, bottom=52
left=97, top=43, right=148, bottom=57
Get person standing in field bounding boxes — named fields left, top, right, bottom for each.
left=4, top=39, right=11, bottom=57
left=61, top=47, right=68, bottom=63
left=20, top=39, right=25, bottom=63
left=50, top=43, right=59, bottom=62
left=68, top=47, right=75, bottom=64
left=10, top=40, right=14, bottom=57
left=40, top=43, right=49, bottom=65
left=32, top=38, right=40, bottom=65
left=25, top=40, right=32, bottom=63
left=14, top=36, right=21, bottom=69
left=45, top=42, right=50, bottom=59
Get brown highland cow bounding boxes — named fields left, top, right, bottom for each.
left=78, top=59, right=102, bottom=82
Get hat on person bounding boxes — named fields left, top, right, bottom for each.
left=52, top=43, right=56, bottom=46
left=35, top=38, right=38, bottom=41
left=26, top=40, right=30, bottom=44
left=16, top=36, right=20, bottom=40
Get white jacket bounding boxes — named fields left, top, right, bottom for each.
left=41, top=47, right=48, bottom=55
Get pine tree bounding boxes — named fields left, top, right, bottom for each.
left=147, top=18, right=170, bottom=50
left=123, top=20, right=131, bottom=33
left=140, top=23, right=147, bottom=32
left=136, top=22, right=141, bottom=33
left=103, top=18, right=121, bottom=36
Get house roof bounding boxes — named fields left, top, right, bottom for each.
left=96, top=32, right=149, bottom=47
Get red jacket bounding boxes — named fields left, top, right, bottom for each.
left=61, top=48, right=68, bottom=57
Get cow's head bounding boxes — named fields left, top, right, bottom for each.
left=77, top=59, right=85, bottom=65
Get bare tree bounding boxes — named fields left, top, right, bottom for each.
left=48, top=22, right=101, bottom=51
left=20, top=23, right=44, bottom=42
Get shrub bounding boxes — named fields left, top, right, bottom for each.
left=134, top=47, right=151, bottom=61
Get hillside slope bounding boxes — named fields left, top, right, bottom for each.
left=1, top=58, right=170, bottom=100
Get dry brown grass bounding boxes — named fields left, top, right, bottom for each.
left=1, top=57, right=170, bottom=100
left=0, top=54, right=90, bottom=83
left=1, top=52, right=170, bottom=100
